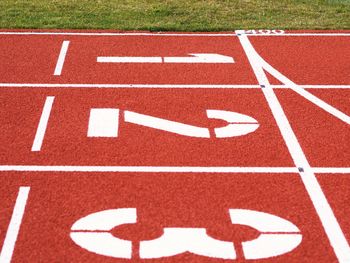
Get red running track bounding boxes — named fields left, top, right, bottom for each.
left=0, top=30, right=349, bottom=263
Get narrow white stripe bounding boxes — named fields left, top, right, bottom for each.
left=248, top=33, right=350, bottom=37
left=1, top=83, right=349, bottom=89
left=53, top=41, right=70, bottom=76
left=237, top=32, right=350, bottom=262
left=313, top=167, right=350, bottom=174
left=0, top=83, right=259, bottom=89
left=278, top=85, right=350, bottom=89
left=0, top=83, right=349, bottom=89
left=0, top=165, right=348, bottom=173
left=0, top=165, right=297, bottom=173
left=0, top=31, right=349, bottom=36
left=31, top=96, right=55, bottom=151
left=0, top=32, right=236, bottom=36
left=0, top=187, right=30, bottom=263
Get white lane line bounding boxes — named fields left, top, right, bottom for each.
left=31, top=96, right=55, bottom=151
left=314, top=167, right=350, bottom=174
left=53, top=41, right=70, bottom=76
left=0, top=166, right=298, bottom=173
left=248, top=33, right=350, bottom=37
left=0, top=32, right=349, bottom=36
left=0, top=165, right=349, bottom=173
left=237, top=31, right=350, bottom=262
left=0, top=187, right=30, bottom=263
left=0, top=83, right=259, bottom=89
left=0, top=32, right=236, bottom=36
left=0, top=83, right=349, bottom=89
left=279, top=85, right=350, bottom=89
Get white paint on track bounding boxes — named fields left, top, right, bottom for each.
left=31, top=96, right=55, bottom=151
left=53, top=41, right=70, bottom=76
left=0, top=165, right=349, bottom=174
left=0, top=83, right=349, bottom=89
left=237, top=31, right=350, bottom=262
left=0, top=31, right=349, bottom=36
left=0, top=187, right=30, bottom=263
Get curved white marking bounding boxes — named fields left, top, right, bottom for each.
left=206, top=110, right=259, bottom=138
left=242, top=234, right=302, bottom=259
left=140, top=228, right=236, bottom=259
left=71, top=208, right=136, bottom=231
left=229, top=209, right=302, bottom=259
left=70, top=232, right=132, bottom=259
left=229, top=209, right=300, bottom=232
left=70, top=208, right=136, bottom=259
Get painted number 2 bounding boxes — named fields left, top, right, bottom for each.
left=70, top=208, right=302, bottom=260
left=87, top=109, right=259, bottom=138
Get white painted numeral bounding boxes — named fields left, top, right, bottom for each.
left=70, top=208, right=302, bottom=260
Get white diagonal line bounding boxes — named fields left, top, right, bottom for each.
left=31, top=96, right=55, bottom=151
left=0, top=187, right=30, bottom=263
left=54, top=41, right=70, bottom=76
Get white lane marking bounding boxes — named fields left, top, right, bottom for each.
left=0, top=83, right=349, bottom=89
left=248, top=33, right=350, bottom=37
left=0, top=83, right=259, bottom=88
left=237, top=31, right=350, bottom=262
left=283, top=85, right=350, bottom=89
left=0, top=166, right=297, bottom=173
left=0, top=32, right=236, bottom=36
left=53, top=41, right=70, bottom=76
left=256, top=56, right=350, bottom=124
left=314, top=167, right=350, bottom=174
left=0, top=165, right=349, bottom=173
left=0, top=187, right=30, bottom=263
left=88, top=109, right=119, bottom=137
left=0, top=32, right=349, bottom=36
left=31, top=96, right=55, bottom=151
left=98, top=53, right=234, bottom=64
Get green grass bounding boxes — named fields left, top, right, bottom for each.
left=1, top=0, right=349, bottom=31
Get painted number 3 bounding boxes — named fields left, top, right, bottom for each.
left=70, top=208, right=302, bottom=260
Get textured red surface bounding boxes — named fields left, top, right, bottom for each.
left=250, top=36, right=350, bottom=85
left=317, top=174, right=350, bottom=243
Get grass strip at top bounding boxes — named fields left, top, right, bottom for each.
left=1, top=0, right=350, bottom=30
